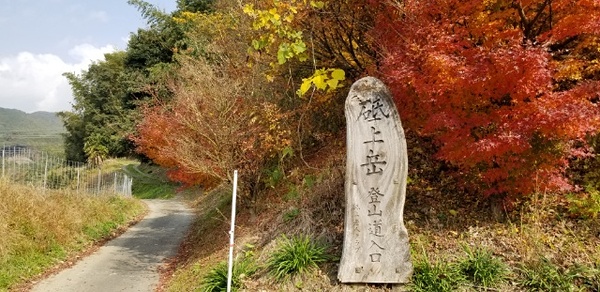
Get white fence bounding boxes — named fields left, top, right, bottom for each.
left=1, top=146, right=132, bottom=196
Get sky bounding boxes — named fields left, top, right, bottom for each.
left=0, top=0, right=177, bottom=113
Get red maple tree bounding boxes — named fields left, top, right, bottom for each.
left=371, top=0, right=600, bottom=199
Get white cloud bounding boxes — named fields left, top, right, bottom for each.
left=68, top=43, right=115, bottom=69
left=0, top=44, right=115, bottom=113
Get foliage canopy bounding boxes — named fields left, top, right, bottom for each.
left=62, top=0, right=600, bottom=202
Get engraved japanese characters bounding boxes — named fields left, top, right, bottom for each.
left=338, top=77, right=412, bottom=283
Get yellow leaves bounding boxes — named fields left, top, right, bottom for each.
left=298, top=68, right=346, bottom=96
left=242, top=4, right=255, bottom=16
left=244, top=1, right=347, bottom=98
left=310, top=1, right=325, bottom=9
left=331, top=68, right=345, bottom=80
left=554, top=59, right=585, bottom=82
left=244, top=0, right=322, bottom=66
left=299, top=82, right=312, bottom=96
left=173, top=11, right=199, bottom=24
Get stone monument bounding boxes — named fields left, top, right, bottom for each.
left=338, top=77, right=412, bottom=283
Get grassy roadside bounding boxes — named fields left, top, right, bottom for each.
left=122, top=163, right=180, bottom=199
left=0, top=179, right=146, bottom=291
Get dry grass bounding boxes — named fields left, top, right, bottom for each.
left=0, top=178, right=146, bottom=290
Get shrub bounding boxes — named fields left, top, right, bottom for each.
left=266, top=235, right=328, bottom=281
left=458, top=245, right=507, bottom=287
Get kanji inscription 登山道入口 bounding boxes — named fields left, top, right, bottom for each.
left=338, top=77, right=412, bottom=283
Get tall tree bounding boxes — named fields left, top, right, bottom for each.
left=61, top=52, right=135, bottom=162
left=62, top=0, right=192, bottom=162
left=176, top=0, right=215, bottom=13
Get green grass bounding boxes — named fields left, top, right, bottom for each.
left=123, top=163, right=179, bottom=199
left=283, top=207, right=300, bottom=222
left=411, top=245, right=508, bottom=291
left=517, top=257, right=600, bottom=291
left=133, top=182, right=179, bottom=199
left=0, top=243, right=67, bottom=289
left=411, top=256, right=464, bottom=292
left=458, top=245, right=507, bottom=287
left=201, top=258, right=257, bottom=292
left=266, top=235, right=329, bottom=281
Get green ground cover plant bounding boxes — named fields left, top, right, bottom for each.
left=201, top=257, right=257, bottom=292
left=266, top=235, right=329, bottom=281
left=411, top=255, right=464, bottom=292
left=458, top=245, right=508, bottom=288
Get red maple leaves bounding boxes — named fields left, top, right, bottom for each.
left=373, top=0, right=600, bottom=198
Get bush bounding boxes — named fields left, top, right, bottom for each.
left=266, top=235, right=328, bottom=281
left=458, top=245, right=507, bottom=287
left=201, top=258, right=256, bottom=292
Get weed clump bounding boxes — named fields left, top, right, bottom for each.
left=266, top=234, right=328, bottom=281
left=201, top=258, right=256, bottom=292
left=518, top=257, right=600, bottom=291
left=411, top=245, right=509, bottom=291
left=458, top=245, right=507, bottom=287
left=411, top=256, right=463, bottom=292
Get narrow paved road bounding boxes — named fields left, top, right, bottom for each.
left=31, top=199, right=194, bottom=292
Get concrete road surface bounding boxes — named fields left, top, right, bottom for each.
left=32, top=199, right=194, bottom=292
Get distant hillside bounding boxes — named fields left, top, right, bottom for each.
left=0, top=107, right=65, bottom=155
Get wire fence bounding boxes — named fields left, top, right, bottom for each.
left=1, top=145, right=132, bottom=196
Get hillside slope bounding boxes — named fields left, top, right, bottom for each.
left=0, top=107, right=65, bottom=154
left=161, top=133, right=600, bottom=291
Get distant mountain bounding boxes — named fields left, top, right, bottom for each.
left=0, top=107, right=65, bottom=154
left=0, top=108, right=64, bottom=134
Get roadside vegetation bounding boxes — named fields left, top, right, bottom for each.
left=160, top=143, right=600, bottom=291
left=0, top=179, right=145, bottom=291
left=51, top=0, right=600, bottom=291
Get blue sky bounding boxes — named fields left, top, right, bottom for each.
left=0, top=0, right=177, bottom=113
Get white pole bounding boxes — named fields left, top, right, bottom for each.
left=226, top=170, right=238, bottom=292
left=97, top=169, right=102, bottom=194
left=44, top=154, right=48, bottom=190
left=2, top=147, right=4, bottom=178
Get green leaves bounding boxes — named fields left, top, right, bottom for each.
left=277, top=43, right=294, bottom=64
left=201, top=258, right=257, bottom=292
left=458, top=246, right=508, bottom=287
left=62, top=51, right=135, bottom=162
